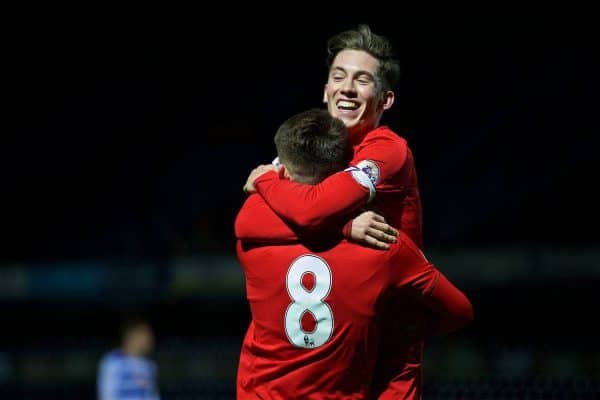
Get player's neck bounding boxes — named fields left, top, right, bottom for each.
left=122, top=344, right=143, bottom=358
left=348, top=124, right=379, bottom=145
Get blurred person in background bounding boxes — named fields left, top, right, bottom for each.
left=97, top=317, right=160, bottom=400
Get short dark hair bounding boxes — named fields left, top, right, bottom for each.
left=326, top=24, right=401, bottom=92
left=274, top=109, right=351, bottom=184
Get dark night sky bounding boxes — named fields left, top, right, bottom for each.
left=3, top=14, right=598, bottom=262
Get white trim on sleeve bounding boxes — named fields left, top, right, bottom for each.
left=344, top=166, right=376, bottom=203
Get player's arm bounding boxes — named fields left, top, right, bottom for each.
left=235, top=193, right=299, bottom=243
left=243, top=171, right=397, bottom=248
left=422, top=272, right=474, bottom=335
left=243, top=134, right=407, bottom=238
left=237, top=190, right=398, bottom=248
left=246, top=169, right=370, bottom=230
left=393, top=238, right=473, bottom=335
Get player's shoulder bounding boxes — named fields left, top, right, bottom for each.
left=104, top=348, right=123, bottom=358
left=363, top=126, right=407, bottom=146
left=99, top=349, right=124, bottom=368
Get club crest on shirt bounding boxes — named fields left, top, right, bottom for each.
left=304, top=335, right=315, bottom=347
left=355, top=160, right=380, bottom=186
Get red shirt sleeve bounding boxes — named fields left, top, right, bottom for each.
left=391, top=236, right=473, bottom=335
left=234, top=194, right=299, bottom=243
left=423, top=273, right=474, bottom=335
left=253, top=171, right=369, bottom=230
left=353, top=132, right=408, bottom=185
left=253, top=130, right=409, bottom=231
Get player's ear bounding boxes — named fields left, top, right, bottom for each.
left=280, top=164, right=292, bottom=180
left=381, top=90, right=395, bottom=110
left=323, top=84, right=328, bottom=104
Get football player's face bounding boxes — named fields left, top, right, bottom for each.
left=324, top=50, right=393, bottom=137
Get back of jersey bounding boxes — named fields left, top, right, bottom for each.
left=236, top=239, right=397, bottom=399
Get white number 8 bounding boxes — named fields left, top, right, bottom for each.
left=285, top=255, right=333, bottom=348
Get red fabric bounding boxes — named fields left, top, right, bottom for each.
left=242, top=126, right=422, bottom=246
left=425, top=274, right=474, bottom=335
left=235, top=229, right=469, bottom=399
left=353, top=127, right=422, bottom=249
left=243, top=126, right=426, bottom=398
left=253, top=170, right=369, bottom=231
left=234, top=194, right=297, bottom=244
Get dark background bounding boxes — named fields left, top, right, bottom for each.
left=2, top=13, right=599, bottom=399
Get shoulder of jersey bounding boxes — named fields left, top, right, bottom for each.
left=364, top=126, right=407, bottom=145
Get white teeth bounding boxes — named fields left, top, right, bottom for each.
left=338, top=101, right=358, bottom=109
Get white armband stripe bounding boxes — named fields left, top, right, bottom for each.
left=344, top=166, right=376, bottom=203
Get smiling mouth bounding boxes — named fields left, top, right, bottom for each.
left=336, top=100, right=360, bottom=111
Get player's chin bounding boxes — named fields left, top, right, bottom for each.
left=337, top=116, right=359, bottom=128
left=330, top=109, right=357, bottom=124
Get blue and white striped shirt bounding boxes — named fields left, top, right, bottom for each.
left=98, top=350, right=160, bottom=400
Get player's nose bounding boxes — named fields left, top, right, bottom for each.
left=340, top=78, right=356, bottom=94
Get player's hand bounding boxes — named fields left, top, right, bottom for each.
left=350, top=211, right=398, bottom=250
left=243, top=164, right=278, bottom=194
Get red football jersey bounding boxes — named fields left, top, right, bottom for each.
left=251, top=126, right=422, bottom=247
left=236, top=234, right=441, bottom=399
left=240, top=126, right=426, bottom=398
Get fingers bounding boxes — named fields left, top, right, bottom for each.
left=367, top=227, right=397, bottom=244
left=364, top=235, right=390, bottom=250
left=257, top=164, right=277, bottom=173
left=243, top=164, right=278, bottom=194
left=370, top=212, right=386, bottom=223
left=370, top=221, right=399, bottom=237
left=242, top=181, right=255, bottom=194
left=350, top=210, right=399, bottom=249
left=250, top=164, right=276, bottom=178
